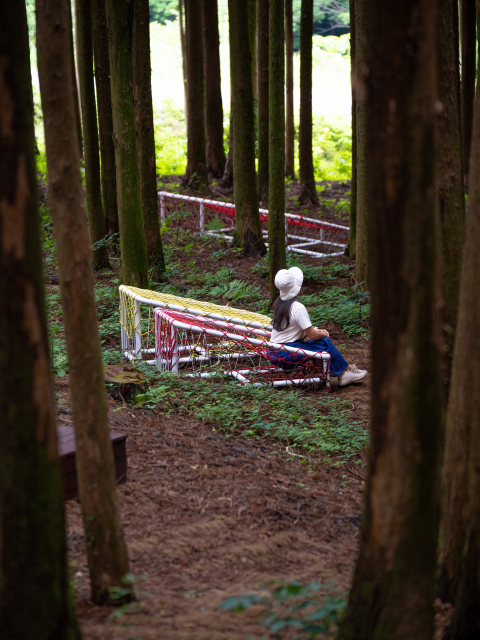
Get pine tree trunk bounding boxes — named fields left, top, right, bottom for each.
left=285, top=0, right=295, bottom=179
left=221, top=104, right=234, bottom=188
left=203, top=0, right=226, bottom=178
left=133, top=0, right=166, bottom=281
left=105, top=0, right=149, bottom=287
left=269, top=0, right=286, bottom=303
left=37, top=0, right=132, bottom=606
left=184, top=0, right=209, bottom=192
left=75, top=0, right=110, bottom=270
left=460, top=0, right=476, bottom=188
left=337, top=0, right=442, bottom=637
left=179, top=0, right=188, bottom=125
left=92, top=0, right=119, bottom=238
left=0, top=2, right=81, bottom=635
left=354, top=0, right=368, bottom=285
left=228, top=0, right=266, bottom=256
left=68, top=0, right=83, bottom=159
left=299, top=0, right=319, bottom=206
left=257, top=0, right=269, bottom=204
left=435, top=0, right=466, bottom=604
left=347, top=0, right=357, bottom=258
left=442, top=37, right=480, bottom=640
left=248, top=0, right=258, bottom=99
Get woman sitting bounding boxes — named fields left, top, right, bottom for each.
left=268, top=267, right=367, bottom=387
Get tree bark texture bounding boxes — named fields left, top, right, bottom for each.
left=75, top=0, right=110, bottom=270
left=268, top=0, right=286, bottom=302
left=285, top=0, right=295, bottom=178
left=436, top=0, right=467, bottom=605
left=353, top=0, right=368, bottom=284
left=0, top=2, right=81, bottom=636
left=228, top=0, right=266, bottom=256
left=133, top=0, right=166, bottom=281
left=337, top=0, right=442, bottom=638
left=221, top=103, right=234, bottom=188
left=460, top=0, right=476, bottom=187
left=299, top=0, right=319, bottom=205
left=184, top=0, right=209, bottom=192
left=179, top=0, right=188, bottom=125
left=442, top=43, right=480, bottom=640
left=37, top=0, right=132, bottom=605
left=347, top=0, right=356, bottom=258
left=105, top=0, right=149, bottom=287
left=257, top=0, right=269, bottom=204
left=248, top=0, right=258, bottom=99
left=203, top=0, right=226, bottom=178
left=92, top=0, right=119, bottom=238
left=68, top=0, right=83, bottom=159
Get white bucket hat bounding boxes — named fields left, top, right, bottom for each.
left=275, top=267, right=303, bottom=301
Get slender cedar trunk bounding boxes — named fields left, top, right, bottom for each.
left=105, top=0, right=149, bottom=288
left=203, top=0, right=226, bottom=178
left=257, top=0, right=269, bottom=204
left=75, top=0, right=110, bottom=270
left=435, top=0, right=466, bottom=604
left=347, top=0, right=356, bottom=258
left=221, top=103, right=234, bottom=188
left=269, top=0, right=286, bottom=303
left=68, top=0, right=83, bottom=158
left=354, top=0, right=368, bottom=284
left=443, top=41, right=480, bottom=640
left=92, top=0, right=119, bottom=238
left=179, top=0, right=188, bottom=125
left=184, top=0, right=209, bottom=192
left=133, top=0, right=166, bottom=281
left=337, top=0, right=442, bottom=638
left=37, top=0, right=132, bottom=606
left=299, top=0, right=319, bottom=205
left=285, top=0, right=295, bottom=178
left=0, top=2, right=80, bottom=636
left=248, top=0, right=258, bottom=99
left=460, top=0, right=476, bottom=187
left=228, top=0, right=266, bottom=256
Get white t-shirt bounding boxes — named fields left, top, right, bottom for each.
left=270, top=301, right=312, bottom=344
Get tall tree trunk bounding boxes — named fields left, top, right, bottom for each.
left=75, top=0, right=110, bottom=270
left=443, top=41, right=480, bottom=640
left=354, top=0, right=368, bottom=285
left=179, top=0, right=188, bottom=126
left=228, top=0, right=266, bottom=256
left=269, top=0, right=286, bottom=303
left=347, top=0, right=356, bottom=258
left=37, top=0, right=132, bottom=606
left=105, top=0, right=149, bottom=287
left=257, top=0, right=269, bottom=203
left=133, top=0, right=166, bottom=281
left=221, top=103, right=234, bottom=188
left=92, top=0, right=119, bottom=238
left=460, top=0, right=476, bottom=188
left=337, top=0, right=442, bottom=637
left=435, top=0, right=466, bottom=605
left=248, top=0, right=258, bottom=99
left=285, top=0, right=295, bottom=179
left=68, top=0, right=83, bottom=159
left=203, top=0, right=226, bottom=178
left=298, top=0, right=319, bottom=205
left=0, top=2, right=81, bottom=636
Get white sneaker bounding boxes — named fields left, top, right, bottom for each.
left=350, top=364, right=367, bottom=375
left=339, top=365, right=368, bottom=387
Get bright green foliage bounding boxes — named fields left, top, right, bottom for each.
left=299, top=287, right=370, bottom=336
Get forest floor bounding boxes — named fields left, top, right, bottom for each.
left=44, top=177, right=448, bottom=639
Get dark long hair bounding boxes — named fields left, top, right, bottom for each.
left=272, top=297, right=297, bottom=331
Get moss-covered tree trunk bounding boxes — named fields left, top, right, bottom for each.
left=347, top=0, right=356, bottom=258
left=92, top=0, right=119, bottom=237
left=442, top=42, right=480, bottom=640
left=257, top=0, right=269, bottom=204
left=299, top=0, right=319, bottom=206
left=179, top=0, right=188, bottom=125
left=75, top=0, right=110, bottom=270
left=203, top=0, right=226, bottom=178
left=221, top=103, right=234, bottom=188
left=435, top=0, right=466, bottom=605
left=336, top=0, right=442, bottom=637
left=184, top=0, right=209, bottom=192
left=105, top=0, right=149, bottom=287
left=248, top=0, right=258, bottom=99
left=68, top=0, right=83, bottom=159
left=37, top=0, right=132, bottom=605
left=285, top=0, right=295, bottom=179
left=269, top=0, right=286, bottom=303
left=0, top=2, right=81, bottom=636
left=133, top=0, right=166, bottom=281
left=228, top=0, right=266, bottom=256
left=460, top=0, right=476, bottom=187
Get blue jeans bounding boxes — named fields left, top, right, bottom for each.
left=268, top=337, right=349, bottom=377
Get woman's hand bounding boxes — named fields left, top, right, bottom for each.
left=316, top=328, right=330, bottom=338
left=305, top=326, right=330, bottom=340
